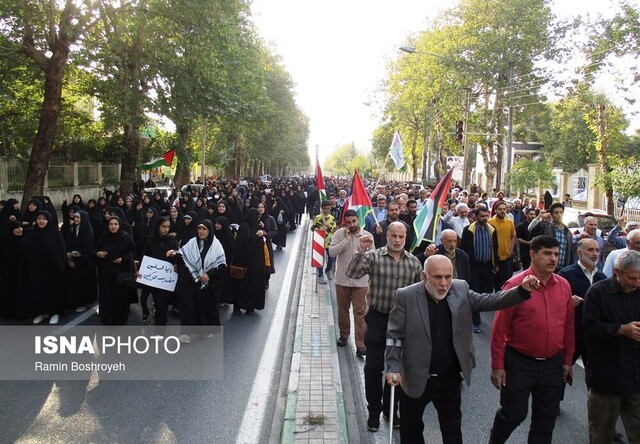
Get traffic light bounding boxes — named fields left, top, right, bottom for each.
left=455, top=120, right=464, bottom=143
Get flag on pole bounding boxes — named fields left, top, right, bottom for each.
left=316, top=158, right=327, bottom=202
left=138, top=149, right=175, bottom=170
left=341, top=169, right=373, bottom=228
left=389, top=130, right=405, bottom=170
left=410, top=167, right=455, bottom=251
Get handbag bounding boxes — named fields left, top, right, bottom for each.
left=229, top=265, right=247, bottom=279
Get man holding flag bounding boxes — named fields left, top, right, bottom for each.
left=410, top=167, right=455, bottom=253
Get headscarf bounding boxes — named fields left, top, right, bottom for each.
left=180, top=219, right=226, bottom=285
left=214, top=216, right=235, bottom=261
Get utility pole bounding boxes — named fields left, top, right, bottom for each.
left=505, top=63, right=515, bottom=196
left=461, top=88, right=472, bottom=188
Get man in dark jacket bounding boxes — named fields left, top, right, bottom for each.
left=558, top=238, right=607, bottom=366
left=530, top=203, right=573, bottom=271
left=460, top=206, right=499, bottom=333
left=583, top=250, right=640, bottom=443
left=418, top=229, right=470, bottom=283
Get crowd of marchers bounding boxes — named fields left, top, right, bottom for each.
left=2, top=174, right=639, bottom=443
left=307, top=178, right=639, bottom=444
left=0, top=177, right=316, bottom=338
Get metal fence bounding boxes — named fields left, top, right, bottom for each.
left=7, top=158, right=28, bottom=191
left=47, top=156, right=74, bottom=188
left=78, top=164, right=98, bottom=186
left=625, top=208, right=640, bottom=224
left=101, top=164, right=120, bottom=185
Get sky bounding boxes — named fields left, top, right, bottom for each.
left=249, top=0, right=637, bottom=164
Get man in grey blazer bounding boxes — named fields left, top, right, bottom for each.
left=385, top=255, right=540, bottom=443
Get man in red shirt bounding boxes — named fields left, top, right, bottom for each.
left=489, top=235, right=575, bottom=444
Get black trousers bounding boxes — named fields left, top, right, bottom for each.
left=494, top=258, right=512, bottom=292
left=400, top=374, right=463, bottom=444
left=364, top=309, right=402, bottom=418
left=489, top=347, right=565, bottom=444
left=470, top=261, right=493, bottom=325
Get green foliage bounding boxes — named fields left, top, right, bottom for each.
left=535, top=85, right=629, bottom=173
left=506, top=158, right=555, bottom=193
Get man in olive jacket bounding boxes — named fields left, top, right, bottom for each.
left=385, top=255, right=539, bottom=443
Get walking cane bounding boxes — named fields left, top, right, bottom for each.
left=389, top=374, right=398, bottom=443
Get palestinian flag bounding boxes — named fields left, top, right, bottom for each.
left=341, top=169, right=373, bottom=228
left=138, top=149, right=175, bottom=170
left=410, top=167, right=454, bottom=252
left=316, top=158, right=327, bottom=202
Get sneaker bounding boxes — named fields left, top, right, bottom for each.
left=49, top=314, right=59, bottom=325
left=382, top=411, right=400, bottom=429
left=179, top=334, right=191, bottom=344
left=318, top=275, right=328, bottom=284
left=356, top=348, right=367, bottom=357
left=75, top=306, right=86, bottom=313
left=472, top=324, right=481, bottom=334
left=336, top=337, right=347, bottom=347
left=367, top=415, right=380, bottom=432
left=141, top=314, right=149, bottom=325
left=33, top=314, right=48, bottom=324
left=326, top=270, right=334, bottom=281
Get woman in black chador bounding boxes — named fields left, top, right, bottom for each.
left=230, top=209, right=270, bottom=315
left=94, top=216, right=136, bottom=325
left=139, top=217, right=178, bottom=326
left=214, top=216, right=236, bottom=305
left=22, top=210, right=67, bottom=324
left=0, top=220, right=26, bottom=319
left=64, top=210, right=96, bottom=312
left=270, top=197, right=289, bottom=250
left=177, top=219, right=226, bottom=341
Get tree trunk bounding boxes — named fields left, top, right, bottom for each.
left=173, top=123, right=191, bottom=187
left=596, top=104, right=614, bottom=214
left=21, top=51, right=68, bottom=210
left=225, top=143, right=236, bottom=179
left=410, top=117, right=419, bottom=182
left=119, top=122, right=141, bottom=194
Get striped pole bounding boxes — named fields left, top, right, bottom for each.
left=312, top=230, right=326, bottom=268
left=312, top=230, right=326, bottom=293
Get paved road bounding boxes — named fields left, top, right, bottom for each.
left=337, top=291, right=599, bottom=444
left=0, top=229, right=300, bottom=444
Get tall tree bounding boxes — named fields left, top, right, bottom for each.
left=0, top=1, right=97, bottom=207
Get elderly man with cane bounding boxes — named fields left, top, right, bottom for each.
left=385, top=255, right=540, bottom=443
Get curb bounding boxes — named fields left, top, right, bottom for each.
left=281, top=225, right=348, bottom=443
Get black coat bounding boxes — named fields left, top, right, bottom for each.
left=94, top=228, right=136, bottom=325
left=21, top=211, right=66, bottom=316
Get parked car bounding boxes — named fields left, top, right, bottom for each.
left=562, top=207, right=621, bottom=259
left=144, top=186, right=173, bottom=200
left=181, top=184, right=206, bottom=195
left=258, top=175, right=272, bottom=185
left=562, top=207, right=617, bottom=235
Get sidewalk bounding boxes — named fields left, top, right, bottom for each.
left=281, top=227, right=348, bottom=443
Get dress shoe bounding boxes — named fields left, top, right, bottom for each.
left=356, top=348, right=367, bottom=357
left=367, top=415, right=380, bottom=432
left=336, top=337, right=347, bottom=347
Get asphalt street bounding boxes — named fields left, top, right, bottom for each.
left=0, top=229, right=300, bottom=444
